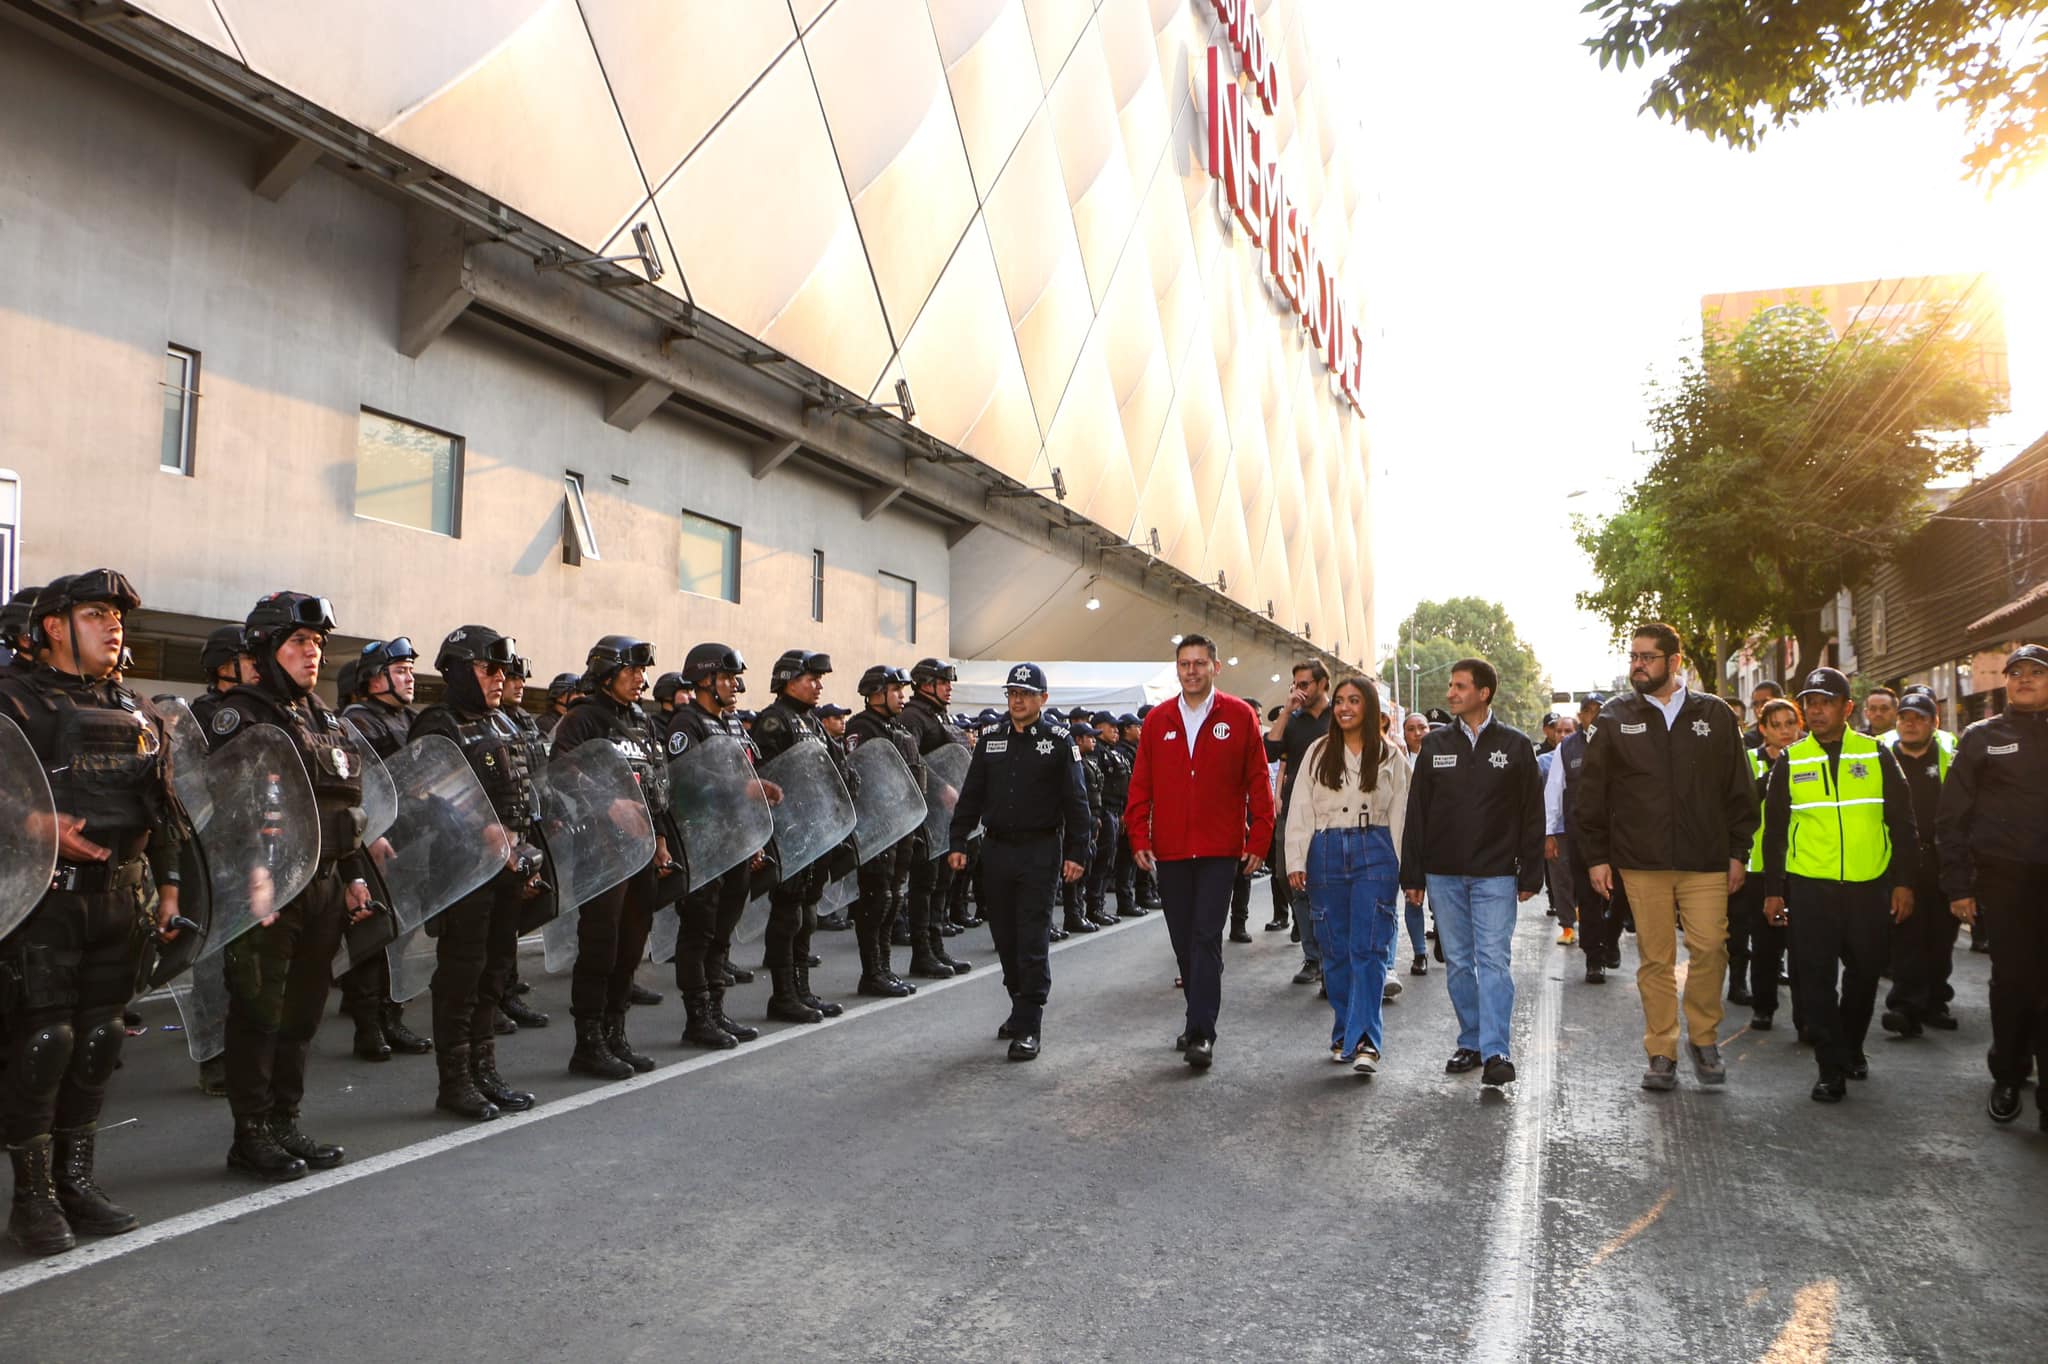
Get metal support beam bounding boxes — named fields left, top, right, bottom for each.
left=397, top=212, right=473, bottom=359
left=601, top=375, right=671, bottom=432
left=860, top=485, right=906, bottom=521
left=750, top=439, right=800, bottom=481
left=251, top=134, right=320, bottom=202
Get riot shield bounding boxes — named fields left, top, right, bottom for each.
left=848, top=742, right=926, bottom=863
left=537, top=740, right=657, bottom=973
left=734, top=892, right=771, bottom=945
left=340, top=717, right=399, bottom=843
left=146, top=699, right=213, bottom=987
left=920, top=743, right=971, bottom=859
left=168, top=951, right=230, bottom=1063
left=184, top=725, right=323, bottom=963
left=647, top=905, right=679, bottom=964
left=758, top=742, right=854, bottom=883
left=669, top=735, right=774, bottom=892
left=0, top=716, right=58, bottom=941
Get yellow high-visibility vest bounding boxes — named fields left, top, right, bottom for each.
left=1783, top=731, right=1891, bottom=883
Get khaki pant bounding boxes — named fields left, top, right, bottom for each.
left=1619, top=868, right=1728, bottom=1059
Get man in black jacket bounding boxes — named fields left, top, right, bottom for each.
left=1577, top=623, right=1757, bottom=1092
left=1400, top=658, right=1543, bottom=1088
left=1937, top=644, right=2048, bottom=1127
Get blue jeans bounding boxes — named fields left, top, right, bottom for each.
left=1306, top=826, right=1401, bottom=1055
left=1403, top=900, right=1427, bottom=957
left=1427, top=874, right=1520, bottom=1061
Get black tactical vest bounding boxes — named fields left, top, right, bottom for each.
left=341, top=700, right=415, bottom=760
left=231, top=687, right=366, bottom=854
left=431, top=705, right=543, bottom=828
left=588, top=696, right=671, bottom=812
left=36, top=678, right=164, bottom=837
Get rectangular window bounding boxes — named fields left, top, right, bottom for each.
left=160, top=345, right=199, bottom=475
left=355, top=409, right=461, bottom=536
left=879, top=571, right=916, bottom=644
left=810, top=549, right=825, bottom=622
left=563, top=472, right=601, bottom=565
left=679, top=510, right=740, bottom=603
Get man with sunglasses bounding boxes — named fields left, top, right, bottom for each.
left=0, top=571, right=188, bottom=1255
left=206, top=591, right=375, bottom=1181
left=336, top=637, right=433, bottom=1064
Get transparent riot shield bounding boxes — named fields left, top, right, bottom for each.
left=147, top=699, right=213, bottom=987
left=669, top=735, right=774, bottom=892
left=168, top=950, right=230, bottom=1063
left=758, top=742, right=854, bottom=883
left=340, top=717, right=399, bottom=843
left=847, top=742, right=926, bottom=863
left=0, top=716, right=58, bottom=941
left=734, top=892, right=771, bottom=945
left=920, top=743, right=971, bottom=859
left=537, top=740, right=657, bottom=973
left=647, top=906, right=679, bottom=965
left=184, top=726, right=322, bottom=963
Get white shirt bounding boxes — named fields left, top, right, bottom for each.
left=1457, top=711, right=1493, bottom=747
left=1178, top=690, right=1216, bottom=757
left=1648, top=685, right=1688, bottom=729
left=1544, top=743, right=1567, bottom=836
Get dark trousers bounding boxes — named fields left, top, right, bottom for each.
left=671, top=882, right=722, bottom=994
left=909, top=843, right=956, bottom=928
left=1726, top=879, right=1786, bottom=1015
left=1885, top=864, right=1957, bottom=1020
left=224, top=870, right=346, bottom=1121
left=1085, top=813, right=1119, bottom=915
left=336, top=945, right=392, bottom=1018
left=570, top=862, right=656, bottom=1020
left=1113, top=825, right=1138, bottom=914
left=1973, top=858, right=2048, bottom=1089
left=1228, top=867, right=1253, bottom=931
left=0, top=869, right=151, bottom=1144
left=858, top=843, right=906, bottom=957
left=1159, top=856, right=1239, bottom=1043
left=1785, top=874, right=1889, bottom=1077
left=430, top=874, right=521, bottom=1048
left=1569, top=836, right=1627, bottom=965
left=712, top=866, right=750, bottom=972
left=766, top=866, right=823, bottom=971
left=981, top=833, right=1059, bottom=1031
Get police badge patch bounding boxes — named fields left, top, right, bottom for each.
left=668, top=731, right=688, bottom=755
left=1848, top=761, right=1869, bottom=781
left=211, top=708, right=240, bottom=736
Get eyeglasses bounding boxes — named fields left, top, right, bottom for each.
left=1627, top=652, right=1668, bottom=665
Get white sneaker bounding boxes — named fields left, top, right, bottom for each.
left=1352, top=1046, right=1379, bottom=1075
left=1329, top=1043, right=1345, bottom=1063
left=1383, top=978, right=1403, bottom=1003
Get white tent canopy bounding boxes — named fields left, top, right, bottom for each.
left=950, top=660, right=1180, bottom=711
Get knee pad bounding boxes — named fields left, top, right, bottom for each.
left=67, top=1016, right=125, bottom=1089
left=15, top=1020, right=77, bottom=1097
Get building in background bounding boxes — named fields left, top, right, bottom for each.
left=0, top=0, right=1374, bottom=698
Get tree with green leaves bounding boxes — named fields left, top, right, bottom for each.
left=1577, top=302, right=1997, bottom=681
left=1583, top=1, right=2048, bottom=183
left=1380, top=597, right=1550, bottom=731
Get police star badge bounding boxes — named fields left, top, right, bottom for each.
left=1848, top=760, right=1869, bottom=781
left=1036, top=739, right=1054, bottom=755
left=1487, top=750, right=1509, bottom=769
left=1691, top=719, right=1711, bottom=738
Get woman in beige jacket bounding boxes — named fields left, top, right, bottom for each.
left=1285, top=678, right=1410, bottom=1073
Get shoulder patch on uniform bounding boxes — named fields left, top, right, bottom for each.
left=668, top=730, right=688, bottom=755
left=211, top=707, right=241, bottom=736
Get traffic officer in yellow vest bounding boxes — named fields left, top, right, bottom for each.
left=1761, top=667, right=1920, bottom=1103
left=1880, top=691, right=1959, bottom=1038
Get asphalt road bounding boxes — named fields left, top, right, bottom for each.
left=2, top=896, right=2042, bottom=1362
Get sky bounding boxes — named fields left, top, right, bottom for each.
left=1323, top=1, right=2048, bottom=695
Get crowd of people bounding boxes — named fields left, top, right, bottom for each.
left=0, top=571, right=2040, bottom=1265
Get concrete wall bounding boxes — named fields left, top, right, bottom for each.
left=0, top=26, right=951, bottom=686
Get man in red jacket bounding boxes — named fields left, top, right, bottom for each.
left=1125, top=635, right=1277, bottom=1068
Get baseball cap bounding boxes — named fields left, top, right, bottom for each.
left=1002, top=662, right=1048, bottom=692
left=1795, top=667, right=1852, bottom=701
left=2004, top=644, right=2048, bottom=672
left=1896, top=693, right=1937, bottom=719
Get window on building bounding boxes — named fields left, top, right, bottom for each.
left=810, top=549, right=825, bottom=622
left=161, top=345, right=200, bottom=475
left=879, top=571, right=916, bottom=643
left=355, top=409, right=461, bottom=536
left=563, top=472, right=601, bottom=565
left=679, top=510, right=740, bottom=603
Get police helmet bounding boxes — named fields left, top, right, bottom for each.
left=199, top=624, right=247, bottom=679
left=433, top=625, right=516, bottom=676
left=584, top=635, right=655, bottom=685
left=507, top=655, right=533, bottom=682
left=910, top=657, right=957, bottom=687
left=0, top=586, right=43, bottom=650
left=682, top=642, right=746, bottom=685
left=334, top=658, right=361, bottom=706
left=359, top=636, right=419, bottom=686
left=33, top=570, right=144, bottom=647
left=242, top=591, right=335, bottom=651
left=770, top=649, right=833, bottom=693
left=856, top=664, right=892, bottom=697
left=547, top=672, right=581, bottom=701
left=652, top=671, right=686, bottom=705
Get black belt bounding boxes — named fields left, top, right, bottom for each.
left=986, top=828, right=1056, bottom=844
left=51, top=856, right=147, bottom=895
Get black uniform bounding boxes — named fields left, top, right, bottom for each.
left=1114, top=734, right=1156, bottom=911
left=753, top=693, right=854, bottom=1016
left=1555, top=724, right=1631, bottom=972
left=664, top=698, right=761, bottom=1043
left=337, top=697, right=417, bottom=1039
left=1937, top=707, right=2048, bottom=1096
left=206, top=681, right=367, bottom=1135
left=948, top=716, right=1091, bottom=1035
left=1090, top=736, right=1130, bottom=922
left=850, top=702, right=950, bottom=979
left=1063, top=745, right=1105, bottom=930
left=901, top=692, right=966, bottom=933
left=1883, top=740, right=1956, bottom=1028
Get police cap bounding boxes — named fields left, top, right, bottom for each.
left=1896, top=692, right=1938, bottom=719
left=2004, top=644, right=2048, bottom=673
left=1002, top=661, right=1048, bottom=693
left=1795, top=667, right=1852, bottom=701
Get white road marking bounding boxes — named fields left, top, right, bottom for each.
left=0, top=915, right=1154, bottom=1299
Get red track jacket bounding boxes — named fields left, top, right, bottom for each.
left=1124, top=690, right=1276, bottom=862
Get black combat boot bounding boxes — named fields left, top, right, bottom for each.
left=629, top=983, right=664, bottom=1007
left=227, top=1117, right=307, bottom=1183
left=603, top=1012, right=656, bottom=1073
left=382, top=1003, right=433, bottom=1055
left=929, top=920, right=972, bottom=975
left=197, top=1055, right=228, bottom=1096
left=270, top=1110, right=345, bottom=1169
left=501, top=993, right=550, bottom=1029
left=721, top=958, right=754, bottom=985
left=817, top=910, right=852, bottom=932
left=908, top=912, right=955, bottom=980
left=681, top=990, right=741, bottom=1049
left=470, top=1039, right=535, bottom=1111
left=708, top=983, right=758, bottom=1041
left=349, top=1005, right=391, bottom=1062
left=434, top=1044, right=501, bottom=1121
left=794, top=964, right=843, bottom=1017
left=9, top=1136, right=77, bottom=1256
left=875, top=928, right=915, bottom=995
left=51, top=1124, right=138, bottom=1236
left=892, top=914, right=912, bottom=946
left=569, top=1017, right=634, bottom=1080
left=859, top=926, right=914, bottom=998
left=768, top=966, right=824, bottom=1023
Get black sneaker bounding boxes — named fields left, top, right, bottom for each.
left=1263, top=917, right=1289, bottom=933
left=1584, top=964, right=1606, bottom=984
left=1481, top=1055, right=1516, bottom=1087
left=1605, top=948, right=1622, bottom=970
left=1811, top=1074, right=1848, bottom=1104
left=1410, top=954, right=1428, bottom=977
left=1445, top=1047, right=1482, bottom=1074
left=1750, top=1011, right=1774, bottom=1031
left=1989, top=1081, right=2023, bottom=1123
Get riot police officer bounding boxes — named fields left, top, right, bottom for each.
left=1063, top=722, right=1107, bottom=936
left=550, top=635, right=680, bottom=1080
left=188, top=625, right=251, bottom=732
left=946, top=663, right=1092, bottom=1061
left=411, top=626, right=546, bottom=1121
left=753, top=650, right=852, bottom=1023
left=903, top=659, right=978, bottom=941
left=652, top=671, right=685, bottom=718
left=1114, top=714, right=1154, bottom=916
left=846, top=666, right=926, bottom=993
left=1089, top=712, right=1130, bottom=926
left=0, top=585, right=39, bottom=675
left=537, top=673, right=579, bottom=739
left=0, top=571, right=186, bottom=1256
left=206, top=591, right=373, bottom=1181
left=665, top=642, right=775, bottom=1047
left=337, top=637, right=433, bottom=1063
left=492, top=657, right=552, bottom=1031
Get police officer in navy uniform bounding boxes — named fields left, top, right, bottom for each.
left=1062, top=720, right=1106, bottom=937
left=337, top=637, right=433, bottom=1063
left=207, top=591, right=375, bottom=1181
left=1937, top=644, right=2048, bottom=1127
left=1880, top=690, right=1959, bottom=1038
left=752, top=650, right=852, bottom=1024
left=549, top=635, right=681, bottom=1081
left=946, top=663, right=1091, bottom=1062
left=0, top=571, right=187, bottom=1256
